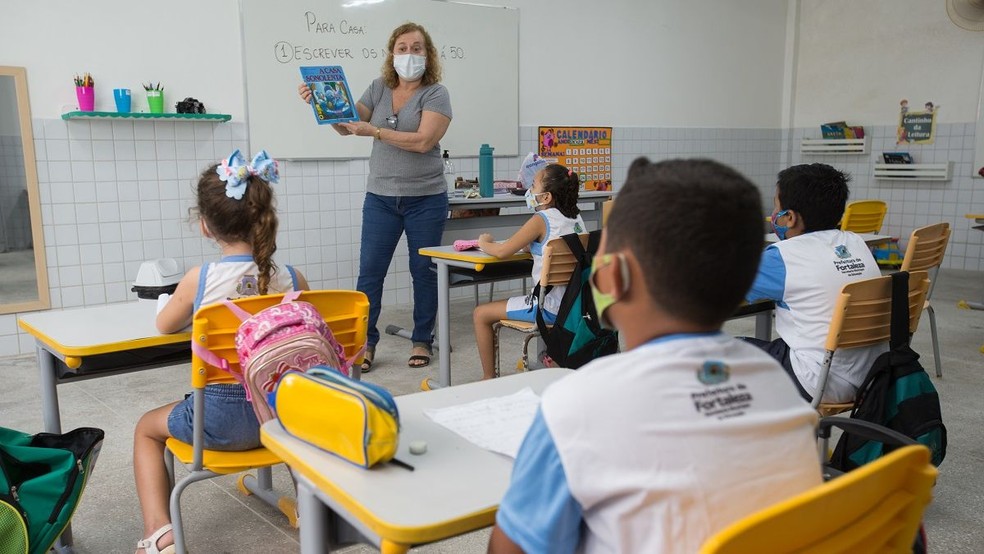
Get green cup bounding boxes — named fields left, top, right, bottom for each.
left=146, top=90, right=164, bottom=114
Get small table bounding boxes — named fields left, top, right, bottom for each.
left=18, top=301, right=191, bottom=435
left=260, top=367, right=573, bottom=554
left=418, top=245, right=533, bottom=388
left=445, top=190, right=613, bottom=234
left=765, top=232, right=894, bottom=245
left=17, top=301, right=190, bottom=551
left=962, top=214, right=984, bottom=310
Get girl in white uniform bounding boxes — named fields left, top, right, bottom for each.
left=472, top=163, right=585, bottom=379
left=132, top=150, right=308, bottom=554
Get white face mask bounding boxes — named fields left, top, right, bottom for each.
left=393, top=54, right=426, bottom=81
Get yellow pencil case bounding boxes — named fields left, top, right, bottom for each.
left=273, top=367, right=400, bottom=468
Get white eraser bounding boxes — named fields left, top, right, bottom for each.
left=408, top=440, right=427, bottom=455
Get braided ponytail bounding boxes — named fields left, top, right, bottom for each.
left=243, top=176, right=279, bottom=295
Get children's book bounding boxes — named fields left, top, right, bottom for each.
left=299, top=66, right=359, bottom=125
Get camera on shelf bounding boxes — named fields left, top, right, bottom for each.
left=175, top=97, right=206, bottom=114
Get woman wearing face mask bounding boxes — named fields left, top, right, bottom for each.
left=471, top=164, right=584, bottom=380
left=298, top=22, right=452, bottom=372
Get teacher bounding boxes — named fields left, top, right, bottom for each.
left=299, top=22, right=452, bottom=372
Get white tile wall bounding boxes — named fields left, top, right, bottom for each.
left=1, top=119, right=977, bottom=356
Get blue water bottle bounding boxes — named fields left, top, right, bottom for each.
left=479, top=143, right=494, bottom=198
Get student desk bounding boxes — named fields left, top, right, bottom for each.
left=260, top=367, right=573, bottom=554
left=963, top=214, right=984, bottom=311
left=765, top=232, right=894, bottom=245
left=444, top=190, right=613, bottom=234
left=417, top=245, right=532, bottom=389
left=18, top=301, right=191, bottom=434
left=17, top=301, right=190, bottom=552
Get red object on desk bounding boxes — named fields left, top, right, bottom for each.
left=453, top=239, right=480, bottom=251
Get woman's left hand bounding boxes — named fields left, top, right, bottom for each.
left=340, top=121, right=377, bottom=137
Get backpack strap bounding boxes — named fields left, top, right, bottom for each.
left=890, top=271, right=910, bottom=350
left=190, top=342, right=235, bottom=376
left=281, top=289, right=303, bottom=303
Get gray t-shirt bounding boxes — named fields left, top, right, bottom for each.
left=359, top=78, right=453, bottom=196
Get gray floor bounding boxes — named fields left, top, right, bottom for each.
left=1, top=269, right=982, bottom=553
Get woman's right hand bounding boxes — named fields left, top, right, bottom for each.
left=297, top=83, right=313, bottom=104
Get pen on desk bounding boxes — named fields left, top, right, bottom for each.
left=390, top=458, right=414, bottom=471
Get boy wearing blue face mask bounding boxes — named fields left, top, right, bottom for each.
left=473, top=164, right=584, bottom=379
left=489, top=158, right=821, bottom=554
left=744, top=163, right=882, bottom=403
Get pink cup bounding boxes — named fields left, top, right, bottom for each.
left=76, top=86, right=95, bottom=112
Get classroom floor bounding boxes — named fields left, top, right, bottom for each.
left=2, top=269, right=983, bottom=553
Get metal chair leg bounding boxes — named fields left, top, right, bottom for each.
left=492, top=322, right=503, bottom=378
left=928, top=304, right=942, bottom=378
left=520, top=333, right=540, bottom=372
left=488, top=282, right=495, bottom=303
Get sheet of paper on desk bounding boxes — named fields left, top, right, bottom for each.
left=424, top=387, right=541, bottom=458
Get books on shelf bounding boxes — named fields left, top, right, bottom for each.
left=882, top=152, right=914, bottom=164
left=820, top=121, right=865, bottom=140
left=300, top=66, right=359, bottom=125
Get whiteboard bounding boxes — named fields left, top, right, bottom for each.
left=241, top=0, right=519, bottom=160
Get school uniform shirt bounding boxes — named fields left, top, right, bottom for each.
left=528, top=208, right=585, bottom=314
left=746, top=230, right=885, bottom=402
left=496, top=333, right=822, bottom=554
left=193, top=255, right=300, bottom=312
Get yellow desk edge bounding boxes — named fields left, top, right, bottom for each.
left=17, top=319, right=191, bottom=359
left=965, top=214, right=984, bottom=219
left=261, top=427, right=497, bottom=545
left=417, top=247, right=530, bottom=266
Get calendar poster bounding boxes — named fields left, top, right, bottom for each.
left=538, top=126, right=613, bottom=191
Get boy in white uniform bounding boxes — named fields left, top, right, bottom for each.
left=489, top=158, right=822, bottom=554
left=745, top=163, right=883, bottom=403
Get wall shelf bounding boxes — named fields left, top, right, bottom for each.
left=61, top=111, right=231, bottom=122
left=873, top=162, right=952, bottom=181
left=800, top=138, right=867, bottom=155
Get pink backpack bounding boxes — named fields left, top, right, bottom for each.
left=192, top=291, right=363, bottom=424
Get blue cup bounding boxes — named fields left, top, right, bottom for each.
left=113, top=88, right=131, bottom=113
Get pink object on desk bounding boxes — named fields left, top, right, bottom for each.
left=453, top=239, right=480, bottom=251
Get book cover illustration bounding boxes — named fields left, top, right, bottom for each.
left=300, top=66, right=358, bottom=125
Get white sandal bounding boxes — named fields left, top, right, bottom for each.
left=136, top=523, right=176, bottom=554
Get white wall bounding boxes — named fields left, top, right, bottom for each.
left=793, top=0, right=984, bottom=126
left=3, top=0, right=246, bottom=120
left=3, top=0, right=790, bottom=127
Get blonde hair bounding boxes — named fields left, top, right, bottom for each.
left=381, top=22, right=442, bottom=89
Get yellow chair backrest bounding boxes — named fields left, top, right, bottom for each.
left=824, top=270, right=930, bottom=351
left=900, top=222, right=950, bottom=273
left=840, top=200, right=888, bottom=234
left=190, top=290, right=370, bottom=389
left=700, top=445, right=938, bottom=554
left=539, top=233, right=589, bottom=288
left=601, top=199, right=614, bottom=227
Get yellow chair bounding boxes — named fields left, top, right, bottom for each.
left=814, top=271, right=930, bottom=416
left=840, top=199, right=888, bottom=234
left=492, top=234, right=586, bottom=375
left=700, top=444, right=937, bottom=554
left=164, top=290, right=369, bottom=554
left=601, top=199, right=614, bottom=227
left=900, top=222, right=951, bottom=378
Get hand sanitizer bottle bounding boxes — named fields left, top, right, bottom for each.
left=443, top=150, right=455, bottom=197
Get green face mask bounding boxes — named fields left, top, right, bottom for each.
left=589, top=253, right=630, bottom=331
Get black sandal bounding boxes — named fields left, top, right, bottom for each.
left=408, top=342, right=432, bottom=368
left=361, top=346, right=376, bottom=373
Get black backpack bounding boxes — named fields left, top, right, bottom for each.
left=830, top=271, right=947, bottom=472
left=534, top=231, right=619, bottom=369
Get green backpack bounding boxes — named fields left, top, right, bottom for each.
left=0, top=427, right=104, bottom=554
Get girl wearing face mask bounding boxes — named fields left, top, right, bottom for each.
left=297, top=22, right=452, bottom=372
left=472, top=164, right=585, bottom=379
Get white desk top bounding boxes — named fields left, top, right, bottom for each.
left=261, top=368, right=572, bottom=543
left=418, top=244, right=530, bottom=266
left=764, top=232, right=893, bottom=245
left=18, top=301, right=189, bottom=356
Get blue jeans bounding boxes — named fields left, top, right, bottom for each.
left=358, top=192, right=448, bottom=347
